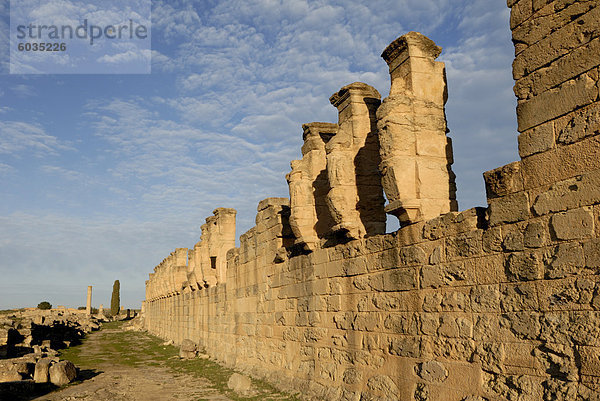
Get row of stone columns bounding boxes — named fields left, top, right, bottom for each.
left=145, top=208, right=237, bottom=300
left=287, top=32, right=457, bottom=250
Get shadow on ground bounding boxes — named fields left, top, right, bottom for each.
left=0, top=369, right=101, bottom=401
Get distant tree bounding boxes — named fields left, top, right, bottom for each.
left=77, top=306, right=86, bottom=310
left=37, top=301, right=52, bottom=310
left=110, top=280, right=120, bottom=316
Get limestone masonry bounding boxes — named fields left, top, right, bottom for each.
left=143, top=2, right=600, bottom=400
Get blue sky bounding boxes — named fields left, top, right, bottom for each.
left=0, top=0, right=517, bottom=310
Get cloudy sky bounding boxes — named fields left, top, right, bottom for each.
left=0, top=0, right=517, bottom=310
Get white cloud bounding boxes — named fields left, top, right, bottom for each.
left=41, top=165, right=85, bottom=181
left=0, top=162, right=14, bottom=175
left=11, top=84, right=36, bottom=97
left=0, top=121, right=72, bottom=156
left=97, top=49, right=151, bottom=64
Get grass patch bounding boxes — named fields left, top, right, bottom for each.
left=59, top=321, right=300, bottom=401
left=166, top=356, right=300, bottom=401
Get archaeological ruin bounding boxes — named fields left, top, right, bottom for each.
left=142, top=1, right=600, bottom=400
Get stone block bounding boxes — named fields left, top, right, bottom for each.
left=400, top=245, right=427, bottom=266
left=545, top=243, right=585, bottom=279
left=518, top=122, right=555, bottom=157
left=421, top=262, right=471, bottom=289
left=522, top=135, right=600, bottom=190
left=532, top=168, right=600, bottom=215
left=583, top=239, right=600, bottom=269
left=513, top=5, right=600, bottom=80
left=512, top=1, right=597, bottom=56
left=383, top=312, right=418, bottom=335
left=555, top=102, right=600, bottom=145
left=510, top=0, right=533, bottom=29
left=388, top=335, right=421, bottom=357
left=228, top=372, right=254, bottom=396
left=33, top=358, right=51, bottom=383
left=524, top=220, right=547, bottom=248
left=471, top=285, right=501, bottom=313
left=179, top=339, right=197, bottom=359
left=416, top=360, right=448, bottom=382
left=550, top=207, right=594, bottom=240
left=517, top=73, right=599, bottom=132
left=437, top=314, right=473, bottom=339
left=471, top=255, right=506, bottom=285
left=578, top=346, right=600, bottom=376
left=506, top=251, right=542, bottom=281
left=537, top=276, right=594, bottom=311
left=369, top=268, right=418, bottom=292
left=502, top=228, right=525, bottom=251
left=515, top=36, right=600, bottom=100
left=446, top=231, right=483, bottom=260
left=0, top=370, right=22, bottom=383
left=488, top=192, right=530, bottom=226
left=482, top=227, right=503, bottom=253
left=49, top=360, right=77, bottom=386
left=504, top=312, right=541, bottom=339
left=484, top=161, right=524, bottom=199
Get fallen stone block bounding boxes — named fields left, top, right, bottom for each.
left=179, top=339, right=197, bottom=359
left=49, top=360, right=77, bottom=386
left=227, top=372, right=254, bottom=396
left=0, top=370, right=23, bottom=383
left=33, top=358, right=51, bottom=383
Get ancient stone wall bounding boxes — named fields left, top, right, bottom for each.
left=143, top=2, right=600, bottom=400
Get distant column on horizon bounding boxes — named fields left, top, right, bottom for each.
left=86, top=286, right=92, bottom=315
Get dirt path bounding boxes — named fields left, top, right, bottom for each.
left=32, top=322, right=297, bottom=401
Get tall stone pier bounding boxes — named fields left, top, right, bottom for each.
left=377, top=31, right=457, bottom=226
left=86, top=286, right=92, bottom=315
left=326, top=82, right=386, bottom=239
left=287, top=122, right=338, bottom=250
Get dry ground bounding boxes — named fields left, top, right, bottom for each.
left=28, top=321, right=299, bottom=401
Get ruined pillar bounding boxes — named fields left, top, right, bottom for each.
left=86, top=286, right=92, bottom=315
left=171, top=248, right=188, bottom=294
left=186, top=246, right=203, bottom=290
left=198, top=208, right=236, bottom=286
left=326, top=82, right=386, bottom=239
left=255, top=197, right=294, bottom=260
left=378, top=32, right=457, bottom=225
left=287, top=122, right=338, bottom=250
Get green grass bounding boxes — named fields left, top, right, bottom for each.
left=59, top=321, right=299, bottom=401
left=166, top=357, right=301, bottom=401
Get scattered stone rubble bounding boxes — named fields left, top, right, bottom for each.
left=0, top=309, right=101, bottom=386
left=141, top=2, right=600, bottom=400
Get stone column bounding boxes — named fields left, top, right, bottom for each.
left=172, top=248, right=189, bottom=293
left=287, top=122, right=338, bottom=250
left=86, top=286, right=92, bottom=315
left=198, top=208, right=236, bottom=287
left=326, top=82, right=386, bottom=239
left=378, top=31, right=457, bottom=225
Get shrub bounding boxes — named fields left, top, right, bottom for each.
left=37, top=301, right=52, bottom=310
left=111, top=280, right=120, bottom=316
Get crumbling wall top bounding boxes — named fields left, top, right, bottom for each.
left=381, top=31, right=442, bottom=67
left=329, top=82, right=381, bottom=108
